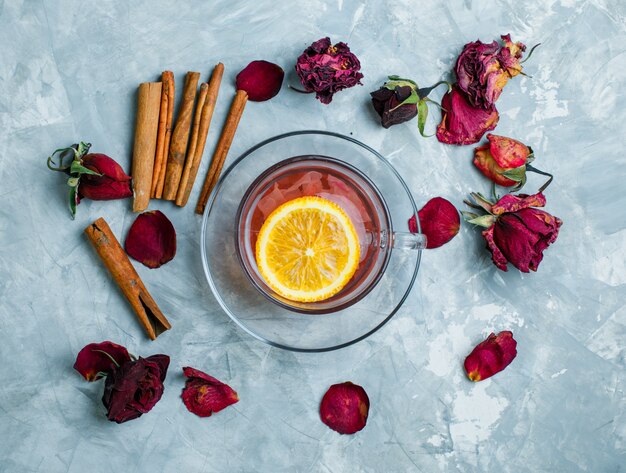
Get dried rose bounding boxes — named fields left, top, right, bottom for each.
left=73, top=341, right=131, bottom=381
left=455, top=34, right=527, bottom=110
left=47, top=142, right=132, bottom=218
left=295, top=37, right=363, bottom=104
left=463, top=192, right=562, bottom=272
left=370, top=76, right=451, bottom=134
left=124, top=210, right=176, bottom=269
left=474, top=134, right=531, bottom=187
left=464, top=331, right=517, bottom=381
left=181, top=367, right=239, bottom=417
left=102, top=354, right=169, bottom=424
left=408, top=197, right=460, bottom=249
left=320, top=382, right=369, bottom=435
left=436, top=86, right=499, bottom=145
left=236, top=60, right=284, bottom=102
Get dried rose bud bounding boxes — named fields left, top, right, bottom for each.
left=236, top=60, right=284, bottom=102
left=47, top=142, right=132, bottom=218
left=474, top=134, right=532, bottom=187
left=320, top=382, right=369, bottom=435
left=73, top=341, right=131, bottom=381
left=464, top=192, right=562, bottom=272
left=409, top=197, right=460, bottom=249
left=295, top=37, right=363, bottom=104
left=102, top=354, right=169, bottom=423
left=464, top=331, right=517, bottom=381
left=181, top=367, right=239, bottom=417
left=371, top=85, right=417, bottom=128
left=124, top=210, right=176, bottom=269
left=436, top=86, right=499, bottom=145
left=455, top=34, right=527, bottom=110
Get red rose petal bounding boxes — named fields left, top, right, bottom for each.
left=464, top=331, right=517, bottom=381
left=124, top=210, right=176, bottom=269
left=236, top=60, right=284, bottom=102
left=73, top=341, right=131, bottom=381
left=181, top=366, right=239, bottom=418
left=436, top=85, right=499, bottom=146
left=409, top=197, right=460, bottom=249
left=320, top=382, right=369, bottom=435
left=491, top=192, right=546, bottom=215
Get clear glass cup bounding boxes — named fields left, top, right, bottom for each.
left=201, top=130, right=425, bottom=352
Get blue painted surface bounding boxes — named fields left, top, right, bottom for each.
left=1, top=0, right=624, bottom=471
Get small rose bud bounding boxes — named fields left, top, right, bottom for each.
left=370, top=85, right=418, bottom=128
left=464, top=331, right=517, bottom=381
left=78, top=153, right=133, bottom=201
left=124, top=210, right=176, bottom=269
left=320, top=382, right=369, bottom=435
left=181, top=367, right=239, bottom=418
left=236, top=60, right=284, bottom=102
left=409, top=197, right=460, bottom=249
left=474, top=134, right=531, bottom=187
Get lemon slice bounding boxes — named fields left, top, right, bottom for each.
left=255, top=196, right=360, bottom=302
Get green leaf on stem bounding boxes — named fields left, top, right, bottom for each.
left=417, top=99, right=433, bottom=137
left=70, top=160, right=101, bottom=177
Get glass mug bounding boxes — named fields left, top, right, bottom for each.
left=236, top=156, right=427, bottom=314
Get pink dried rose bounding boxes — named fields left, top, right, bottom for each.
left=464, top=331, right=517, bottom=381
left=181, top=367, right=239, bottom=417
left=295, top=37, right=363, bottom=104
left=436, top=85, right=499, bottom=145
left=73, top=341, right=131, bottom=381
left=320, top=382, right=369, bottom=435
left=455, top=34, right=527, bottom=110
left=408, top=197, right=460, bottom=249
left=474, top=134, right=531, bottom=187
left=102, top=354, right=170, bottom=423
left=47, top=142, right=132, bottom=218
left=236, top=60, right=284, bottom=101
left=463, top=192, right=562, bottom=272
left=124, top=210, right=176, bottom=269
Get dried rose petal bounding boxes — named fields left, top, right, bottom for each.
left=102, top=354, right=169, bottom=423
left=73, top=341, right=131, bottom=381
left=320, top=382, right=369, bottom=434
left=409, top=197, right=460, bottom=249
left=436, top=85, right=499, bottom=146
left=124, top=210, right=176, bottom=269
left=181, top=367, right=239, bottom=417
left=79, top=153, right=133, bottom=201
left=236, top=60, right=284, bottom=102
left=464, top=331, right=517, bottom=381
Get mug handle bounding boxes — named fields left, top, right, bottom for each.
left=392, top=231, right=427, bottom=250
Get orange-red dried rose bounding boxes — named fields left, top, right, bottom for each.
left=464, top=331, right=517, bottom=381
left=181, top=367, right=239, bottom=417
left=474, top=134, right=531, bottom=187
left=320, top=382, right=369, bottom=434
left=409, top=197, right=460, bottom=249
left=73, top=341, right=131, bottom=381
left=124, top=210, right=176, bottom=269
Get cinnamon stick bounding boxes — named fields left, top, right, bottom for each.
left=176, top=63, right=224, bottom=207
left=195, top=89, right=248, bottom=215
left=84, top=217, right=171, bottom=340
left=162, top=71, right=200, bottom=200
left=155, top=72, right=175, bottom=198
left=151, top=71, right=174, bottom=198
left=132, top=81, right=162, bottom=212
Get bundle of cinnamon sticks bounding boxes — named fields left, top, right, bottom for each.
left=132, top=63, right=245, bottom=212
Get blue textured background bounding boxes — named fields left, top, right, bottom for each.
left=1, top=0, right=624, bottom=471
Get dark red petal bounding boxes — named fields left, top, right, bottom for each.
left=493, top=214, right=539, bottom=273
left=436, top=85, right=499, bottom=145
left=236, top=60, right=284, bottom=102
left=73, top=341, right=131, bottom=381
left=491, top=192, right=546, bottom=215
left=78, top=177, right=133, bottom=201
left=481, top=226, right=509, bottom=271
left=320, top=382, right=369, bottom=435
left=410, top=197, right=460, bottom=249
left=181, top=366, right=239, bottom=418
left=124, top=210, right=176, bottom=269
left=464, top=331, right=517, bottom=381
left=83, top=154, right=131, bottom=182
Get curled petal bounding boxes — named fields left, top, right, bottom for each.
left=482, top=226, right=509, bottom=271
left=487, top=134, right=529, bottom=168
left=73, top=341, right=131, bottom=381
left=125, top=210, right=176, bottom=269
left=236, top=60, right=284, bottom=102
left=181, top=367, right=239, bottom=418
left=320, top=382, right=369, bottom=434
left=436, top=86, right=499, bottom=146
left=409, top=197, right=460, bottom=249
left=491, top=192, right=546, bottom=215
left=498, top=34, right=526, bottom=77
left=464, top=331, right=517, bottom=381
left=473, top=145, right=518, bottom=187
